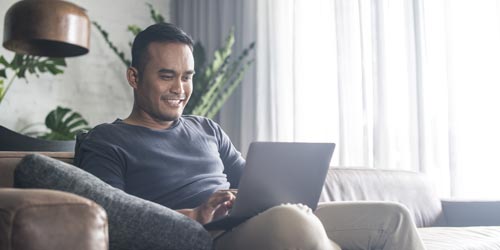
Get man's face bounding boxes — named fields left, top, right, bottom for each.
left=133, top=42, right=195, bottom=123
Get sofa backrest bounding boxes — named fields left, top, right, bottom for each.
left=319, top=167, right=446, bottom=227
left=0, top=151, right=74, bottom=188
left=0, top=126, right=75, bottom=151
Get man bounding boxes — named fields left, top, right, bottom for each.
left=76, top=23, right=425, bottom=250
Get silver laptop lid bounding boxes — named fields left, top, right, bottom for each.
left=229, top=142, right=335, bottom=218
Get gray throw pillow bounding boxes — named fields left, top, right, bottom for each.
left=14, top=154, right=213, bottom=250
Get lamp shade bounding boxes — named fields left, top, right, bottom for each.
left=3, top=0, right=90, bottom=57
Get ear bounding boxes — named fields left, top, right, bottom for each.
left=127, top=67, right=140, bottom=89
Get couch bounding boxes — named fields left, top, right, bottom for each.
left=319, top=167, right=500, bottom=249
left=2, top=152, right=500, bottom=250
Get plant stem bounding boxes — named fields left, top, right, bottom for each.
left=0, top=73, right=17, bottom=104
left=92, top=21, right=131, bottom=67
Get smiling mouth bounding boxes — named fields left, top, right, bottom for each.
left=164, top=98, right=185, bottom=107
left=161, top=94, right=186, bottom=107
left=168, top=99, right=183, bottom=103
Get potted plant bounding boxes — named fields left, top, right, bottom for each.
left=0, top=54, right=90, bottom=142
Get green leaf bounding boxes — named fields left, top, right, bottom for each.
left=67, top=119, right=88, bottom=131
left=147, top=3, right=165, bottom=23
left=0, top=69, right=6, bottom=78
left=10, top=54, right=24, bottom=70
left=45, top=106, right=71, bottom=130
left=17, top=68, right=26, bottom=78
left=62, top=113, right=81, bottom=127
left=0, top=56, right=9, bottom=67
left=128, top=25, right=142, bottom=36
left=186, top=29, right=255, bottom=117
left=46, top=65, right=63, bottom=75
left=40, top=106, right=90, bottom=140
left=50, top=58, right=67, bottom=66
left=206, top=60, right=253, bottom=118
left=0, top=79, right=4, bottom=99
left=37, top=64, right=47, bottom=73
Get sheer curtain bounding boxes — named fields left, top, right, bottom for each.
left=255, top=0, right=500, bottom=198
left=254, top=0, right=430, bottom=171
left=421, top=0, right=500, bottom=199
left=175, top=0, right=500, bottom=199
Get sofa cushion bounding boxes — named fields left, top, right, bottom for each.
left=320, top=167, right=446, bottom=227
left=14, top=154, right=213, bottom=250
left=419, top=227, right=500, bottom=250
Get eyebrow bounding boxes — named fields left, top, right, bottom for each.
left=158, top=68, right=195, bottom=75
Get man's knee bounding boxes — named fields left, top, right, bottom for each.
left=257, top=204, right=337, bottom=250
left=382, top=202, right=414, bottom=222
left=215, top=204, right=340, bottom=250
left=264, top=203, right=319, bottom=229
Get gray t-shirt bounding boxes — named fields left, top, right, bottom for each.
left=75, top=115, right=245, bottom=209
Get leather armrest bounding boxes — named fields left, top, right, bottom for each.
left=441, top=199, right=500, bottom=226
left=0, top=188, right=108, bottom=250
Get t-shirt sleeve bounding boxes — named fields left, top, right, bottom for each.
left=75, top=134, right=126, bottom=190
left=210, top=121, right=246, bottom=188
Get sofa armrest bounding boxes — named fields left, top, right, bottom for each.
left=0, top=188, right=108, bottom=250
left=441, top=200, right=500, bottom=226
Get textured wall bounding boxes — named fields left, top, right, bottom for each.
left=0, top=0, right=172, bottom=132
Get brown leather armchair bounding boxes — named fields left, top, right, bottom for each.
left=0, top=151, right=109, bottom=250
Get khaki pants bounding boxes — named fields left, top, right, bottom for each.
left=214, top=202, right=425, bottom=250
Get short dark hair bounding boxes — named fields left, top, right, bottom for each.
left=131, top=23, right=194, bottom=71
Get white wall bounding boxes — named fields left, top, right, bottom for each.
left=0, top=0, right=172, bottom=132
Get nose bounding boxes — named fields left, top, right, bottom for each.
left=170, top=77, right=184, bottom=95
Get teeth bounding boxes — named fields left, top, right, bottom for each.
left=166, top=99, right=183, bottom=106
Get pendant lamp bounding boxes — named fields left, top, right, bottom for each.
left=3, top=0, right=90, bottom=57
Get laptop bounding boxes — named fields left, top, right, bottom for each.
left=204, top=141, right=335, bottom=230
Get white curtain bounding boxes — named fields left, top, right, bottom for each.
left=175, top=0, right=500, bottom=199
left=421, top=0, right=500, bottom=199
left=254, top=0, right=429, bottom=170
left=254, top=0, right=500, bottom=198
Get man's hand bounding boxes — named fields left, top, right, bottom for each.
left=177, top=190, right=236, bottom=224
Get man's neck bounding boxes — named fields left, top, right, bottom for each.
left=123, top=110, right=176, bottom=130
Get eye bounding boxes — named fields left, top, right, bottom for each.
left=160, top=75, right=174, bottom=80
left=182, top=75, right=193, bottom=81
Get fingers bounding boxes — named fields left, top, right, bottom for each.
left=193, top=191, right=237, bottom=224
left=218, top=188, right=238, bottom=195
left=208, top=190, right=236, bottom=208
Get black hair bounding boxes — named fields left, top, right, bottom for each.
left=131, top=23, right=194, bottom=71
